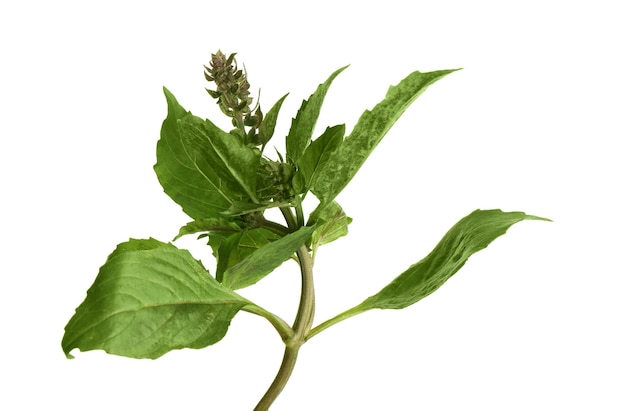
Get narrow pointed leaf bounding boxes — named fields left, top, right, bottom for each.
left=223, top=225, right=316, bottom=290
left=355, top=209, right=550, bottom=311
left=258, top=93, right=289, bottom=147
left=155, top=88, right=239, bottom=219
left=312, top=69, right=460, bottom=212
left=286, top=66, right=348, bottom=165
left=179, top=114, right=260, bottom=203
left=62, top=238, right=250, bottom=359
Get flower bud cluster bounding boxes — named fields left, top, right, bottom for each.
left=205, top=50, right=263, bottom=145
left=257, top=158, right=295, bottom=202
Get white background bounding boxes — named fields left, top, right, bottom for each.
left=2, top=1, right=624, bottom=410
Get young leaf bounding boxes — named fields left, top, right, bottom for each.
left=62, top=238, right=251, bottom=359
left=292, top=124, right=345, bottom=195
left=222, top=225, right=316, bottom=290
left=174, top=217, right=242, bottom=241
left=179, top=114, right=260, bottom=203
left=258, top=93, right=289, bottom=148
left=155, top=88, right=240, bottom=219
left=210, top=228, right=283, bottom=284
left=311, top=69, right=460, bottom=212
left=213, top=230, right=246, bottom=283
left=286, top=66, right=348, bottom=165
left=310, top=200, right=352, bottom=257
left=356, top=210, right=550, bottom=311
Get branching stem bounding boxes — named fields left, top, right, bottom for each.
left=254, top=206, right=315, bottom=410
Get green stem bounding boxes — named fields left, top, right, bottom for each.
left=253, top=345, right=300, bottom=411
left=242, top=304, right=293, bottom=343
left=259, top=218, right=293, bottom=236
left=254, top=245, right=314, bottom=410
left=292, top=246, right=315, bottom=338
left=234, top=114, right=246, bottom=134
left=295, top=197, right=305, bottom=228
left=279, top=206, right=298, bottom=231
left=306, top=305, right=367, bottom=341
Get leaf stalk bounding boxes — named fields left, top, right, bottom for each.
left=242, top=304, right=293, bottom=342
left=306, top=305, right=367, bottom=341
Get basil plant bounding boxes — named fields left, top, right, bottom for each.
left=62, top=51, right=548, bottom=410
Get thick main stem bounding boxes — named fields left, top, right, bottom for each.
left=254, top=245, right=314, bottom=411
left=292, top=246, right=315, bottom=338
left=253, top=344, right=300, bottom=411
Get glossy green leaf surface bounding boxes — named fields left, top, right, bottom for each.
left=155, top=88, right=239, bottom=219
left=312, top=69, right=459, bottom=212
left=222, top=225, right=316, bottom=290
left=286, top=66, right=348, bottom=165
left=356, top=210, right=550, bottom=311
left=62, top=238, right=250, bottom=359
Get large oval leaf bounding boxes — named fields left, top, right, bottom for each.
left=62, top=238, right=250, bottom=359
left=155, top=88, right=252, bottom=219
left=179, top=114, right=260, bottom=203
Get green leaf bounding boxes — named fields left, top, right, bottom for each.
left=62, top=238, right=251, bottom=359
left=311, top=201, right=352, bottom=258
left=292, top=124, right=345, bottom=195
left=179, top=114, right=260, bottom=203
left=311, top=69, right=460, bottom=212
left=356, top=210, right=550, bottom=311
left=155, top=88, right=242, bottom=219
left=222, top=225, right=316, bottom=290
left=222, top=199, right=292, bottom=216
left=212, top=230, right=246, bottom=283
left=286, top=66, right=348, bottom=165
left=174, top=218, right=242, bottom=241
left=258, top=93, right=289, bottom=148
left=210, top=228, right=283, bottom=284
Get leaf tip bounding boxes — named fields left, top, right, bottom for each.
left=526, top=214, right=553, bottom=223
left=61, top=336, right=76, bottom=359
